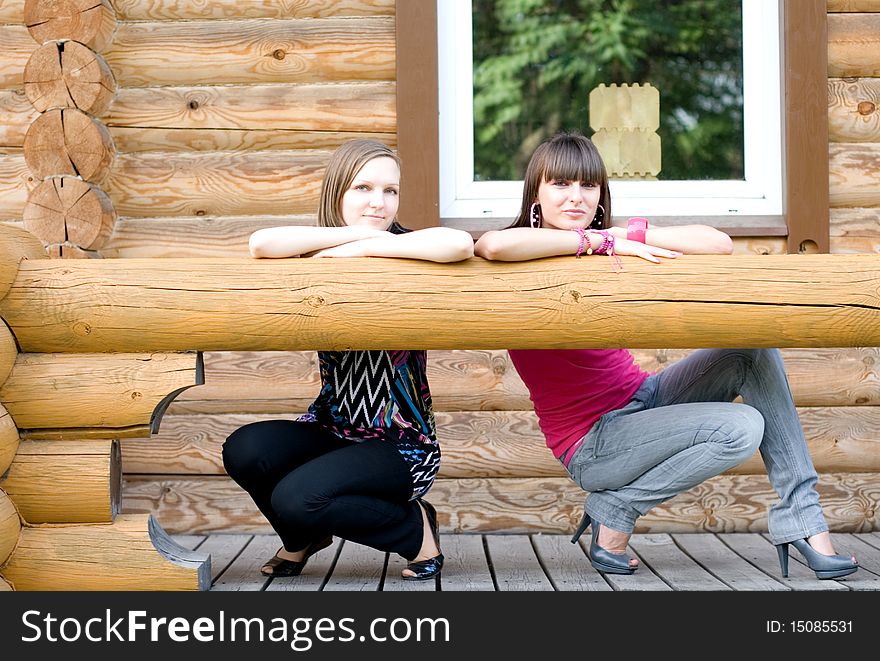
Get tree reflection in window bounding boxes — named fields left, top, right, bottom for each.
left=473, top=0, right=744, bottom=182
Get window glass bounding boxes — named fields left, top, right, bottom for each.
left=472, top=0, right=744, bottom=182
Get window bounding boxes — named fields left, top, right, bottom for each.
left=438, top=0, right=783, bottom=228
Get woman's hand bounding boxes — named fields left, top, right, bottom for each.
left=314, top=227, right=473, bottom=262
left=612, top=237, right=680, bottom=264
left=312, top=235, right=387, bottom=258
left=249, top=225, right=393, bottom=258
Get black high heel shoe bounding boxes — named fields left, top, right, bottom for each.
left=776, top=538, right=858, bottom=580
left=261, top=535, right=333, bottom=577
left=402, top=499, right=444, bottom=581
left=570, top=512, right=637, bottom=575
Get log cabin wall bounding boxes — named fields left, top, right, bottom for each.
left=0, top=1, right=878, bottom=540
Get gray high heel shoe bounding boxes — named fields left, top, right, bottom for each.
left=570, top=512, right=637, bottom=575
left=776, top=538, right=858, bottom=580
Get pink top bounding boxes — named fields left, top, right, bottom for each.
left=508, top=349, right=649, bottom=465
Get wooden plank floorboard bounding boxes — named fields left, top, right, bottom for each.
left=266, top=537, right=343, bottom=592
left=383, top=553, right=438, bottom=591
left=323, top=541, right=385, bottom=592
left=171, top=534, right=206, bottom=551
left=720, top=534, right=847, bottom=591
left=202, top=533, right=880, bottom=590
left=211, top=535, right=276, bottom=591
left=437, top=534, right=494, bottom=591
left=629, top=534, right=730, bottom=591
left=485, top=535, right=553, bottom=591
left=578, top=539, right=672, bottom=591
left=671, top=533, right=789, bottom=591
left=829, top=533, right=880, bottom=590
left=197, top=533, right=252, bottom=583
left=862, top=532, right=880, bottom=550
left=531, top=534, right=611, bottom=591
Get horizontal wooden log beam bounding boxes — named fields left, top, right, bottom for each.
left=827, top=1, right=880, bottom=11
left=104, top=82, right=395, bottom=133
left=123, top=406, right=880, bottom=478
left=0, top=352, right=203, bottom=432
left=0, top=513, right=210, bottom=590
left=0, top=26, right=38, bottom=90
left=21, top=425, right=152, bottom=441
left=829, top=143, right=880, bottom=207
left=107, top=127, right=394, bottom=155
left=1, top=439, right=119, bottom=524
left=828, top=78, right=880, bottom=143
left=105, top=18, right=395, bottom=87
left=105, top=151, right=328, bottom=218
left=121, top=474, right=880, bottom=535
left=170, top=348, right=880, bottom=414
left=2, top=254, right=879, bottom=352
left=101, top=215, right=313, bottom=258
left=0, top=86, right=395, bottom=153
left=0, top=0, right=396, bottom=22
left=0, top=155, right=32, bottom=220
left=1, top=140, right=875, bottom=221
left=1, top=17, right=395, bottom=89
left=829, top=13, right=880, bottom=77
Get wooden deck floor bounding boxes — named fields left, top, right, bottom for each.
left=172, top=532, right=880, bottom=592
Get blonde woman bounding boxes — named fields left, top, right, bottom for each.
left=224, top=140, right=473, bottom=581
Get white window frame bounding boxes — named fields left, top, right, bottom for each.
left=438, top=0, right=783, bottom=222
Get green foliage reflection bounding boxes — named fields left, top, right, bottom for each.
left=472, top=0, right=744, bottom=181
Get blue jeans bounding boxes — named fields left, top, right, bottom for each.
left=565, top=348, right=827, bottom=544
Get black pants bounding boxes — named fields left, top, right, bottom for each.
left=222, top=420, right=423, bottom=560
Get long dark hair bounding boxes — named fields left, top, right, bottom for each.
left=510, top=132, right=610, bottom=230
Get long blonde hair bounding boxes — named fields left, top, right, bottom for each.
left=317, top=140, right=401, bottom=228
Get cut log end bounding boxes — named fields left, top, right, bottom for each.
left=24, top=177, right=116, bottom=250
left=2, top=514, right=209, bottom=590
left=24, top=41, right=116, bottom=115
left=0, top=489, right=22, bottom=567
left=0, top=323, right=17, bottom=388
left=24, top=0, right=117, bottom=52
left=151, top=352, right=205, bottom=434
left=23, top=108, right=115, bottom=182
left=0, top=406, right=19, bottom=477
left=0, top=224, right=48, bottom=302
left=149, top=515, right=211, bottom=590
left=2, top=439, right=119, bottom=524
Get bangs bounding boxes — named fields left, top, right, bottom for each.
left=540, top=138, right=605, bottom=185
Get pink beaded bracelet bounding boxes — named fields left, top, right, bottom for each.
left=573, top=228, right=587, bottom=258
left=587, top=229, right=623, bottom=272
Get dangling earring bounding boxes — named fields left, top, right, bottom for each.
left=590, top=204, right=605, bottom=229
left=530, top=202, right=541, bottom=229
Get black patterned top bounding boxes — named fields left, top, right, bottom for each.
left=299, top=349, right=440, bottom=499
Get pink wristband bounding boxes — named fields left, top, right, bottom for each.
left=627, top=217, right=648, bottom=243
